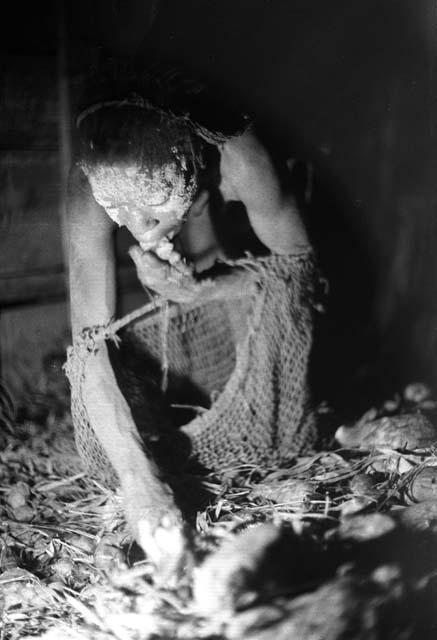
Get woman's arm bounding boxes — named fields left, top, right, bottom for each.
left=68, top=165, right=134, bottom=475
left=66, top=165, right=186, bottom=571
left=67, top=164, right=116, bottom=335
left=219, top=129, right=310, bottom=254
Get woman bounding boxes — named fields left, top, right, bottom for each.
left=66, top=87, right=315, bottom=575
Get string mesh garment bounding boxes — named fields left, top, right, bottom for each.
left=64, top=251, right=319, bottom=485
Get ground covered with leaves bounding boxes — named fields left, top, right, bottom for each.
left=2, top=377, right=437, bottom=639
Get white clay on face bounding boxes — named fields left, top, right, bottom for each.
left=85, top=162, right=199, bottom=266
left=86, top=162, right=196, bottom=219
left=85, top=162, right=198, bottom=261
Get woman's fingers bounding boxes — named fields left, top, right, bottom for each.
left=129, top=244, right=202, bottom=301
left=129, top=245, right=191, bottom=280
left=129, top=245, right=168, bottom=282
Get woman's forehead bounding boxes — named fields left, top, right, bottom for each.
left=86, top=162, right=197, bottom=210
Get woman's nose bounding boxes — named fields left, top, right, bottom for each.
left=125, top=212, right=159, bottom=236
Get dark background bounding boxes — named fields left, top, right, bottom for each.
left=1, top=0, right=437, bottom=415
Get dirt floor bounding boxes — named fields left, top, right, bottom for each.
left=2, top=373, right=437, bottom=639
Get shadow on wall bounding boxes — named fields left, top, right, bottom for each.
left=295, top=165, right=437, bottom=420
left=280, top=160, right=381, bottom=419
left=306, top=175, right=381, bottom=418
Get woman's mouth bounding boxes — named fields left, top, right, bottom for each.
left=138, top=235, right=187, bottom=269
left=154, top=237, right=182, bottom=265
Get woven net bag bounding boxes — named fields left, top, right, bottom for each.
left=65, top=251, right=319, bottom=485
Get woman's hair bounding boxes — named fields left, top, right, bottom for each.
left=76, top=101, right=209, bottom=194
left=74, top=58, right=249, bottom=202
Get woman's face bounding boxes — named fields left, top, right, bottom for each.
left=86, top=162, right=197, bottom=251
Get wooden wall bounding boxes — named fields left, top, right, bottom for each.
left=0, top=56, right=68, bottom=393
left=0, top=55, right=142, bottom=395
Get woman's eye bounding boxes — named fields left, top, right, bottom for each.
left=132, top=213, right=159, bottom=229
left=145, top=218, right=159, bottom=230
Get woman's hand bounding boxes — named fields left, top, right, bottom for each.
left=129, top=244, right=215, bottom=303
left=219, top=130, right=310, bottom=254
